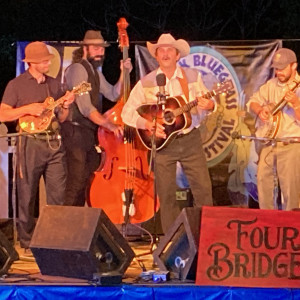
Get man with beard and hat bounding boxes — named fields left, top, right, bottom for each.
left=247, top=48, right=300, bottom=210
left=61, top=30, right=132, bottom=207
left=121, top=33, right=215, bottom=233
left=0, top=41, right=74, bottom=258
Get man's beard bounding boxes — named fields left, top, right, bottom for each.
left=87, top=55, right=105, bottom=69
left=277, top=73, right=291, bottom=84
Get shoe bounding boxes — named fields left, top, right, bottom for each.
left=19, top=248, right=35, bottom=262
left=23, top=248, right=33, bottom=257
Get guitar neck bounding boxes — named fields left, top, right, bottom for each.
left=173, top=90, right=216, bottom=117
left=271, top=80, right=300, bottom=116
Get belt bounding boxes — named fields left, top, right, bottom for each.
left=67, top=121, right=96, bottom=132
left=70, top=122, right=81, bottom=127
left=27, top=133, right=60, bottom=141
left=176, top=128, right=196, bottom=139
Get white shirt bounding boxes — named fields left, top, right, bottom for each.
left=247, top=73, right=300, bottom=138
left=122, top=66, right=216, bottom=133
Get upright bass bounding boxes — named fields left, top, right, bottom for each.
left=89, top=18, right=159, bottom=224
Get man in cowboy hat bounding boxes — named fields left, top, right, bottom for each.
left=0, top=41, right=74, bottom=258
left=62, top=30, right=132, bottom=207
left=247, top=47, right=300, bottom=210
left=121, top=33, right=215, bottom=233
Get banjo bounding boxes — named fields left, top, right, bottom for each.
left=255, top=80, right=300, bottom=142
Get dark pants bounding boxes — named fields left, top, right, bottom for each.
left=155, top=128, right=213, bottom=233
left=61, top=123, right=100, bottom=207
left=17, top=136, right=66, bottom=248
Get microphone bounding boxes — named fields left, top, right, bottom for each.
left=231, top=131, right=255, bottom=140
left=156, top=73, right=167, bottom=111
left=231, top=131, right=240, bottom=139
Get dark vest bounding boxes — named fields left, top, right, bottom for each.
left=71, top=60, right=101, bottom=131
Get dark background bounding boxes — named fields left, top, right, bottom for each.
left=1, top=0, right=300, bottom=99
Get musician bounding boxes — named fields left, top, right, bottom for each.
left=0, top=42, right=74, bottom=258
left=61, top=30, right=132, bottom=207
left=247, top=48, right=300, bottom=210
left=121, top=33, right=215, bottom=233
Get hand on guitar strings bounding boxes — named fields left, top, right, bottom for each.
left=258, top=106, right=271, bottom=122
left=61, top=90, right=75, bottom=109
left=27, top=102, right=45, bottom=117
left=145, top=119, right=166, bottom=139
left=284, top=90, right=299, bottom=108
left=105, top=122, right=123, bottom=138
left=197, top=96, right=215, bottom=111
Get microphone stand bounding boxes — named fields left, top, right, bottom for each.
left=232, top=132, right=300, bottom=209
left=146, top=91, right=168, bottom=254
left=0, top=130, right=37, bottom=246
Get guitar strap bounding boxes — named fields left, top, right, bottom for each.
left=178, top=67, right=189, bottom=102
left=178, top=67, right=198, bottom=115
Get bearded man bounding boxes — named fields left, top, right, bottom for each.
left=62, top=30, right=132, bottom=206
left=247, top=48, right=300, bottom=210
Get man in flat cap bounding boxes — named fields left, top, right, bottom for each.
left=247, top=48, right=300, bottom=210
left=0, top=41, right=74, bottom=258
left=121, top=33, right=215, bottom=233
left=62, top=30, right=132, bottom=207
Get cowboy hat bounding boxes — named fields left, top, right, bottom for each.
left=147, top=33, right=190, bottom=58
left=81, top=30, right=111, bottom=47
left=23, top=42, right=54, bottom=63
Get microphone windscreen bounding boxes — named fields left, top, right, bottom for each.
left=156, top=73, right=166, bottom=86
left=231, top=131, right=239, bottom=139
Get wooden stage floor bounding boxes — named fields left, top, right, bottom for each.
left=4, top=239, right=163, bottom=285
left=3, top=238, right=300, bottom=300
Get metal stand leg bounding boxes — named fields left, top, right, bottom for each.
left=10, top=137, right=18, bottom=246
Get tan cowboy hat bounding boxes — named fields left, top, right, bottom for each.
left=23, top=42, right=54, bottom=63
left=81, top=30, right=111, bottom=47
left=147, top=33, right=190, bottom=58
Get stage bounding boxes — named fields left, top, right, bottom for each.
left=1, top=241, right=300, bottom=300
left=2, top=285, right=300, bottom=300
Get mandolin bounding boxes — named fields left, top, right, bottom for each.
left=19, top=81, right=91, bottom=133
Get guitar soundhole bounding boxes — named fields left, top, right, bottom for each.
left=164, top=110, right=175, bottom=125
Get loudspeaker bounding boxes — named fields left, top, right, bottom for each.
left=30, top=206, right=135, bottom=280
left=152, top=207, right=201, bottom=280
left=0, top=230, right=19, bottom=276
left=0, top=219, right=14, bottom=242
left=142, top=189, right=193, bottom=236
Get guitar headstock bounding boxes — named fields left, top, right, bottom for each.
left=73, top=81, right=92, bottom=95
left=117, top=17, right=129, bottom=52
left=214, top=80, right=234, bottom=96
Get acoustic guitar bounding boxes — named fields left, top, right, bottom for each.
left=19, top=81, right=91, bottom=133
left=136, top=79, right=234, bottom=151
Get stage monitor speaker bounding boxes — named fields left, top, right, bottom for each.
left=152, top=207, right=201, bottom=281
left=0, top=230, right=19, bottom=276
left=30, top=206, right=135, bottom=280
left=0, top=219, right=14, bottom=242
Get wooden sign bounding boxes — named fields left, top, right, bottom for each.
left=196, top=206, right=300, bottom=287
